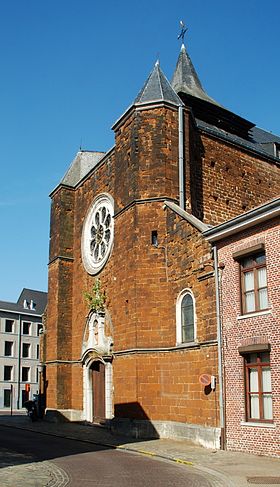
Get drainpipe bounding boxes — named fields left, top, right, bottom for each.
left=213, top=245, right=225, bottom=449
left=17, top=314, right=22, bottom=409
left=178, top=104, right=184, bottom=209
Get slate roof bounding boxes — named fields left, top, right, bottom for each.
left=169, top=43, right=280, bottom=162
left=0, top=289, right=47, bottom=316
left=60, top=151, right=105, bottom=187
left=171, top=44, right=221, bottom=107
left=196, top=118, right=280, bottom=163
left=134, top=61, right=182, bottom=106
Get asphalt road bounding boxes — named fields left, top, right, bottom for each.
left=0, top=425, right=213, bottom=486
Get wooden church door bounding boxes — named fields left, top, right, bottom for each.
left=91, top=361, right=105, bottom=422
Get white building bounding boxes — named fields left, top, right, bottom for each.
left=0, top=289, right=47, bottom=410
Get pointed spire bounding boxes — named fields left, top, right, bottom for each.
left=171, top=44, right=221, bottom=107
left=134, top=60, right=182, bottom=106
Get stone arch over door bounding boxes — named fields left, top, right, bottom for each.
left=83, top=356, right=113, bottom=423
left=81, top=312, right=113, bottom=423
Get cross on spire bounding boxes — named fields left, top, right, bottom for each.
left=177, top=20, right=187, bottom=45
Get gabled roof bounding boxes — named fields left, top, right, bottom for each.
left=0, top=288, right=47, bottom=316
left=134, top=61, right=182, bottom=107
left=60, top=151, right=105, bottom=187
left=171, top=44, right=221, bottom=107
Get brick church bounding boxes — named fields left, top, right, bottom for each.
left=45, top=39, right=280, bottom=450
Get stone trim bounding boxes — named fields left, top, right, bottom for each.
left=164, top=200, right=210, bottom=232
left=233, top=242, right=265, bottom=260
left=48, top=255, right=74, bottom=265
left=114, top=197, right=177, bottom=219
left=113, top=340, right=217, bottom=356
left=238, top=343, right=271, bottom=354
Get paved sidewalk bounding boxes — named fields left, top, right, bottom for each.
left=1, top=413, right=280, bottom=486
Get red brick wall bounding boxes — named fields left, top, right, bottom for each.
left=217, top=218, right=280, bottom=456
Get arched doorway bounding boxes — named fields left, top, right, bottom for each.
left=83, top=356, right=113, bottom=423
left=91, top=360, right=105, bottom=422
left=81, top=312, right=113, bottom=423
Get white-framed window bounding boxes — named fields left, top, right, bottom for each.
left=5, top=319, right=14, bottom=333
left=22, top=321, right=31, bottom=335
left=176, top=289, right=196, bottom=344
left=22, top=343, right=31, bottom=358
left=4, top=365, right=13, bottom=381
left=4, top=341, right=13, bottom=357
left=81, top=193, right=114, bottom=275
left=22, top=367, right=30, bottom=382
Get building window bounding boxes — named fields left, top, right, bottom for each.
left=4, top=389, right=11, bottom=407
left=5, top=320, right=14, bottom=333
left=22, top=367, right=30, bottom=382
left=22, top=343, right=30, bottom=358
left=22, top=322, right=31, bottom=335
left=275, top=143, right=280, bottom=158
left=240, top=252, right=268, bottom=314
left=36, top=344, right=39, bottom=360
left=81, top=193, right=114, bottom=275
left=176, top=290, right=195, bottom=344
left=244, top=352, right=273, bottom=422
left=37, top=324, right=43, bottom=336
left=4, top=341, right=13, bottom=357
left=4, top=365, right=13, bottom=381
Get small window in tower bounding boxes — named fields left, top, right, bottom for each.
left=151, top=230, right=158, bottom=247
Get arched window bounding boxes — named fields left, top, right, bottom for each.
left=176, top=290, right=195, bottom=344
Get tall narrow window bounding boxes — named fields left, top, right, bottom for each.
left=22, top=343, right=30, bottom=358
left=4, top=366, right=13, bottom=381
left=4, top=389, right=11, bottom=407
left=241, top=252, right=268, bottom=314
left=5, top=320, right=14, bottom=333
left=22, top=367, right=30, bottom=382
left=245, top=352, right=273, bottom=422
left=177, top=290, right=195, bottom=344
left=22, top=322, right=31, bottom=335
left=4, top=341, right=13, bottom=357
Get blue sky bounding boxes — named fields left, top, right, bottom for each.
left=0, top=0, right=279, bottom=302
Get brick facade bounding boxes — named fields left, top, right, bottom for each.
left=215, top=215, right=280, bottom=457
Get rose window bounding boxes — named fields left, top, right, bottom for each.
left=82, top=194, right=114, bottom=274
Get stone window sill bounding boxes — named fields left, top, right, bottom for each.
left=237, top=309, right=271, bottom=320
left=240, top=421, right=275, bottom=428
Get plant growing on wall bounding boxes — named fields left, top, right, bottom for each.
left=83, top=278, right=106, bottom=313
